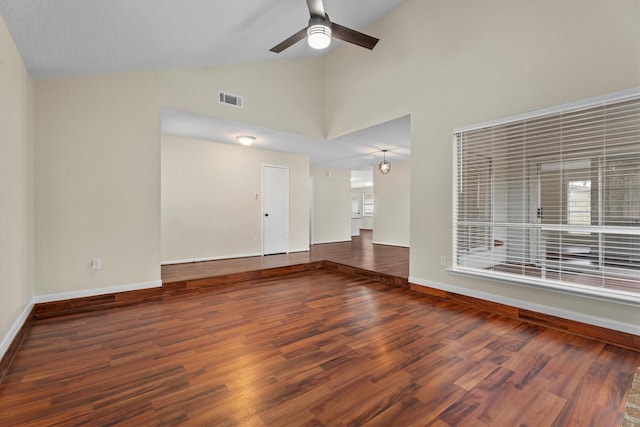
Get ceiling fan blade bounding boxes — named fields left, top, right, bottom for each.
left=269, top=27, right=308, bottom=53
left=306, top=0, right=326, bottom=17
left=330, top=22, right=379, bottom=50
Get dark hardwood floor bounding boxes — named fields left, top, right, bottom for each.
left=1, top=231, right=639, bottom=425
left=161, top=230, right=409, bottom=283
left=1, top=269, right=638, bottom=426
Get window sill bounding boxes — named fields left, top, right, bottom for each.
left=450, top=266, right=640, bottom=307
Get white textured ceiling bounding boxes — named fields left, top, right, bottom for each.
left=161, top=108, right=410, bottom=181
left=0, top=0, right=409, bottom=175
left=0, top=0, right=404, bottom=79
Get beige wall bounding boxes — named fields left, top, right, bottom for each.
left=0, top=13, right=34, bottom=352
left=325, top=0, right=640, bottom=328
left=35, top=73, right=162, bottom=295
left=157, top=58, right=326, bottom=139
left=33, top=57, right=325, bottom=297
left=310, top=166, right=351, bottom=244
left=161, top=135, right=309, bottom=262
left=373, top=161, right=410, bottom=247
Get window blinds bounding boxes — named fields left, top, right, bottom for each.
left=453, top=91, right=640, bottom=302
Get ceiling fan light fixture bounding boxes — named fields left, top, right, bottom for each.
left=307, top=23, right=331, bottom=50
left=236, top=135, right=256, bottom=146
left=269, top=0, right=379, bottom=53
left=378, top=149, right=391, bottom=174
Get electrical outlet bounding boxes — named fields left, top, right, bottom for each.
left=92, top=258, right=101, bottom=269
left=439, top=256, right=447, bottom=266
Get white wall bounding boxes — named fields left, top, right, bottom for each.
left=373, top=161, right=410, bottom=247
left=0, top=13, right=34, bottom=354
left=325, top=0, right=640, bottom=329
left=161, top=135, right=309, bottom=262
left=310, top=166, right=351, bottom=244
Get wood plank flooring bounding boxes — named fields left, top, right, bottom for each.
left=161, top=230, right=409, bottom=283
left=2, top=269, right=639, bottom=426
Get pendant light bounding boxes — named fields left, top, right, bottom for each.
left=378, top=149, right=391, bottom=174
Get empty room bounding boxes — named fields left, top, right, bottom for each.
left=1, top=0, right=639, bottom=425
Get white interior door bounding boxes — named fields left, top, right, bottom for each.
left=263, top=165, right=289, bottom=255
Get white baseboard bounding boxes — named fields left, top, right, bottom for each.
left=0, top=300, right=34, bottom=364
left=33, top=280, right=162, bottom=304
left=162, top=253, right=262, bottom=265
left=409, top=276, right=640, bottom=336
left=288, top=247, right=310, bottom=254
left=313, top=239, right=352, bottom=245
left=372, top=240, right=410, bottom=248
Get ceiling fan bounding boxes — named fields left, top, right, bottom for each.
left=270, top=0, right=379, bottom=53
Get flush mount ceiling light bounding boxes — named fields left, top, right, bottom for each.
left=236, top=135, right=256, bottom=146
left=378, top=149, right=391, bottom=174
left=307, top=17, right=332, bottom=49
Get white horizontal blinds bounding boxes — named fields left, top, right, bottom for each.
left=454, top=94, right=640, bottom=299
left=456, top=128, right=493, bottom=253
left=600, top=98, right=640, bottom=291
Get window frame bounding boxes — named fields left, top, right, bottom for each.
left=452, top=88, right=640, bottom=305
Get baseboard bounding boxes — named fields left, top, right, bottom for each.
left=33, top=280, right=162, bottom=304
left=287, top=247, right=310, bottom=254
left=161, top=253, right=262, bottom=265
left=33, top=280, right=163, bottom=318
left=409, top=276, right=640, bottom=351
left=371, top=240, right=410, bottom=248
left=0, top=301, right=34, bottom=383
left=312, top=239, right=352, bottom=245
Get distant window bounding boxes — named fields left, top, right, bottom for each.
left=567, top=180, right=591, bottom=225
left=363, top=194, right=374, bottom=216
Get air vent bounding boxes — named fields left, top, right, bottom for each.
left=218, top=91, right=243, bottom=108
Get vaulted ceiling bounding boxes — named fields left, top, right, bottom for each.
left=0, top=0, right=410, bottom=175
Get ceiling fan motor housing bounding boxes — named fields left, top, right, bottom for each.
left=308, top=15, right=330, bottom=26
